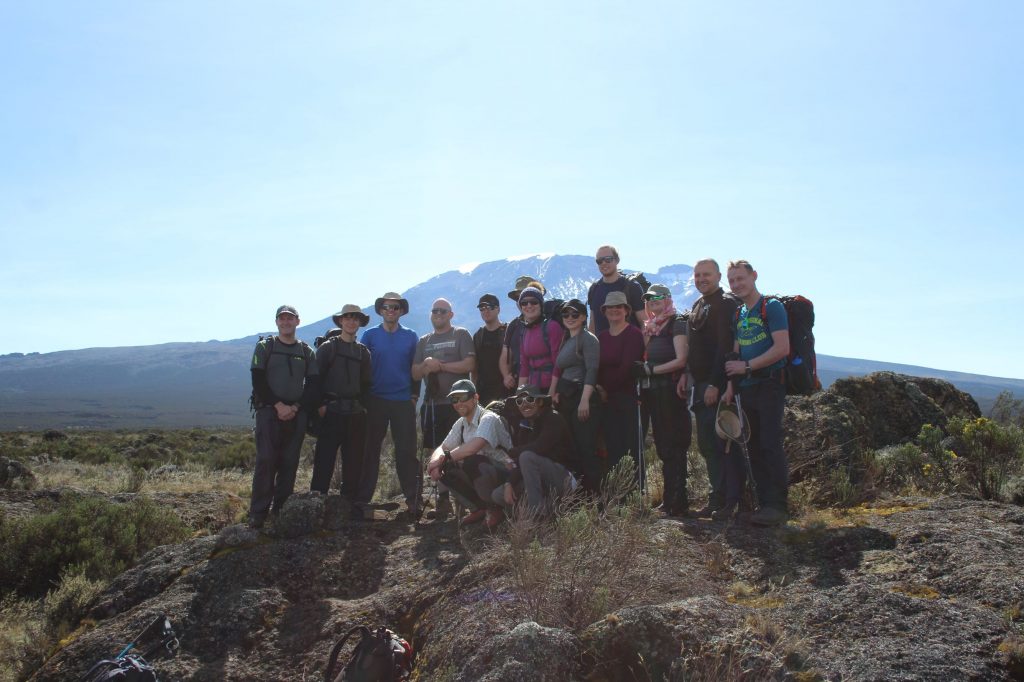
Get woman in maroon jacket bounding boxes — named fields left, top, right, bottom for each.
left=596, top=291, right=645, bottom=486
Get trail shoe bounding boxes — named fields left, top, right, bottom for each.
left=694, top=503, right=720, bottom=519
left=461, top=509, right=487, bottom=525
left=711, top=502, right=738, bottom=522
left=750, top=506, right=788, bottom=527
left=427, top=497, right=452, bottom=521
left=248, top=515, right=266, bottom=530
left=484, top=509, right=504, bottom=530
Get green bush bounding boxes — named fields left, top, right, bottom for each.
left=43, top=568, right=105, bottom=638
left=0, top=495, right=189, bottom=599
left=945, top=417, right=1024, bottom=500
left=208, top=439, right=257, bottom=470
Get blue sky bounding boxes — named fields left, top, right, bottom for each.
left=2, top=2, right=1021, bottom=378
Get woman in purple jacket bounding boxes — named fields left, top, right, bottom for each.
left=517, top=285, right=564, bottom=395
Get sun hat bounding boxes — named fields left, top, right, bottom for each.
left=332, top=304, right=370, bottom=327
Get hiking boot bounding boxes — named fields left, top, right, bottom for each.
left=248, top=515, right=266, bottom=530
left=427, top=497, right=452, bottom=522
left=398, top=506, right=422, bottom=523
left=693, top=503, right=720, bottom=519
left=711, top=502, right=738, bottom=522
left=461, top=509, right=487, bottom=525
left=484, top=509, right=503, bottom=530
left=750, top=506, right=788, bottom=527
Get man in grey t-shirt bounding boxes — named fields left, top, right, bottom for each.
left=412, top=297, right=476, bottom=520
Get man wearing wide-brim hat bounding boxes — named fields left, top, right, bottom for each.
left=311, top=304, right=372, bottom=502
left=357, top=292, right=423, bottom=521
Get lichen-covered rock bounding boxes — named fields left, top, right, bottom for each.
left=829, top=372, right=951, bottom=448
left=269, top=492, right=324, bottom=538
left=0, top=455, right=36, bottom=490
left=468, top=621, right=581, bottom=682
left=784, top=391, right=869, bottom=482
left=906, top=376, right=981, bottom=421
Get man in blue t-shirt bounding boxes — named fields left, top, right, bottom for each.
left=358, top=292, right=422, bottom=520
left=723, top=260, right=790, bottom=527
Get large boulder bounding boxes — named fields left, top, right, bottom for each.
left=784, top=391, right=869, bottom=483
left=0, top=456, right=36, bottom=490
left=829, top=372, right=976, bottom=449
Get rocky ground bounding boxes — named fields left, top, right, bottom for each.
left=8, top=373, right=1024, bottom=680
left=25, top=492, right=1024, bottom=681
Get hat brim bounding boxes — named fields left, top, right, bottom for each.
left=333, top=313, right=370, bottom=328
left=600, top=302, right=632, bottom=312
left=716, top=408, right=750, bottom=443
left=374, top=297, right=409, bottom=316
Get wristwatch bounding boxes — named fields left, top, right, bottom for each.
left=745, top=361, right=752, bottom=378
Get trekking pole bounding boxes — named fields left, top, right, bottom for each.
left=726, top=353, right=758, bottom=512
left=635, top=379, right=646, bottom=496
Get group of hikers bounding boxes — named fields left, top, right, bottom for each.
left=248, top=245, right=795, bottom=530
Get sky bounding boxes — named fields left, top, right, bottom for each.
left=2, top=1, right=1022, bottom=378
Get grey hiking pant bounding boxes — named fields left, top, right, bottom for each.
left=519, top=450, right=573, bottom=516
left=359, top=396, right=419, bottom=508
left=250, top=406, right=307, bottom=522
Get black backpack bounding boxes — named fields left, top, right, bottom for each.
left=248, top=334, right=316, bottom=414
left=736, top=295, right=819, bottom=395
left=80, top=615, right=177, bottom=682
left=323, top=625, right=413, bottom=682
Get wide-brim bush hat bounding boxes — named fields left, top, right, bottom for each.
left=374, top=292, right=409, bottom=316
left=601, top=291, right=631, bottom=311
left=508, top=275, right=545, bottom=301
left=716, top=402, right=751, bottom=443
left=332, top=304, right=370, bottom=327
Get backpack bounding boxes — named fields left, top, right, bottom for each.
left=80, top=615, right=177, bottom=682
left=735, top=295, right=819, bottom=395
left=323, top=625, right=413, bottom=682
left=588, top=273, right=648, bottom=327
left=248, top=335, right=316, bottom=414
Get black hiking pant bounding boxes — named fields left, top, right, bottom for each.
left=359, top=396, right=419, bottom=508
left=250, top=406, right=307, bottom=522
left=692, top=381, right=726, bottom=509
left=311, top=411, right=367, bottom=499
left=558, top=387, right=603, bottom=493
left=603, top=391, right=640, bottom=487
left=739, top=379, right=788, bottom=511
left=642, top=381, right=692, bottom=511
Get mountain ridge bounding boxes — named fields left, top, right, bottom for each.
left=1, top=254, right=1020, bottom=429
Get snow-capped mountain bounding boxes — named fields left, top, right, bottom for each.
left=298, top=253, right=696, bottom=339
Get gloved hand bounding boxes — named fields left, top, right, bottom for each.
left=632, top=361, right=655, bottom=379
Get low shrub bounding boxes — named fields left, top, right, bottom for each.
left=945, top=417, right=1024, bottom=500
left=0, top=596, right=48, bottom=682
left=43, top=568, right=105, bottom=639
left=500, top=461, right=675, bottom=632
left=0, top=494, right=189, bottom=599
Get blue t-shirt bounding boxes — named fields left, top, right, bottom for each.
left=736, top=297, right=788, bottom=386
left=361, top=324, right=419, bottom=401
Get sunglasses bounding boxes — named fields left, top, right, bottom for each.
left=562, top=310, right=582, bottom=319
left=645, top=295, right=667, bottom=301
left=450, top=394, right=473, bottom=404
left=595, top=255, right=617, bottom=264
left=431, top=308, right=452, bottom=315
left=340, top=313, right=363, bottom=320
left=515, top=395, right=540, bottom=406
left=520, top=300, right=540, bottom=307
left=380, top=304, right=402, bottom=312
left=478, top=304, right=497, bottom=310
